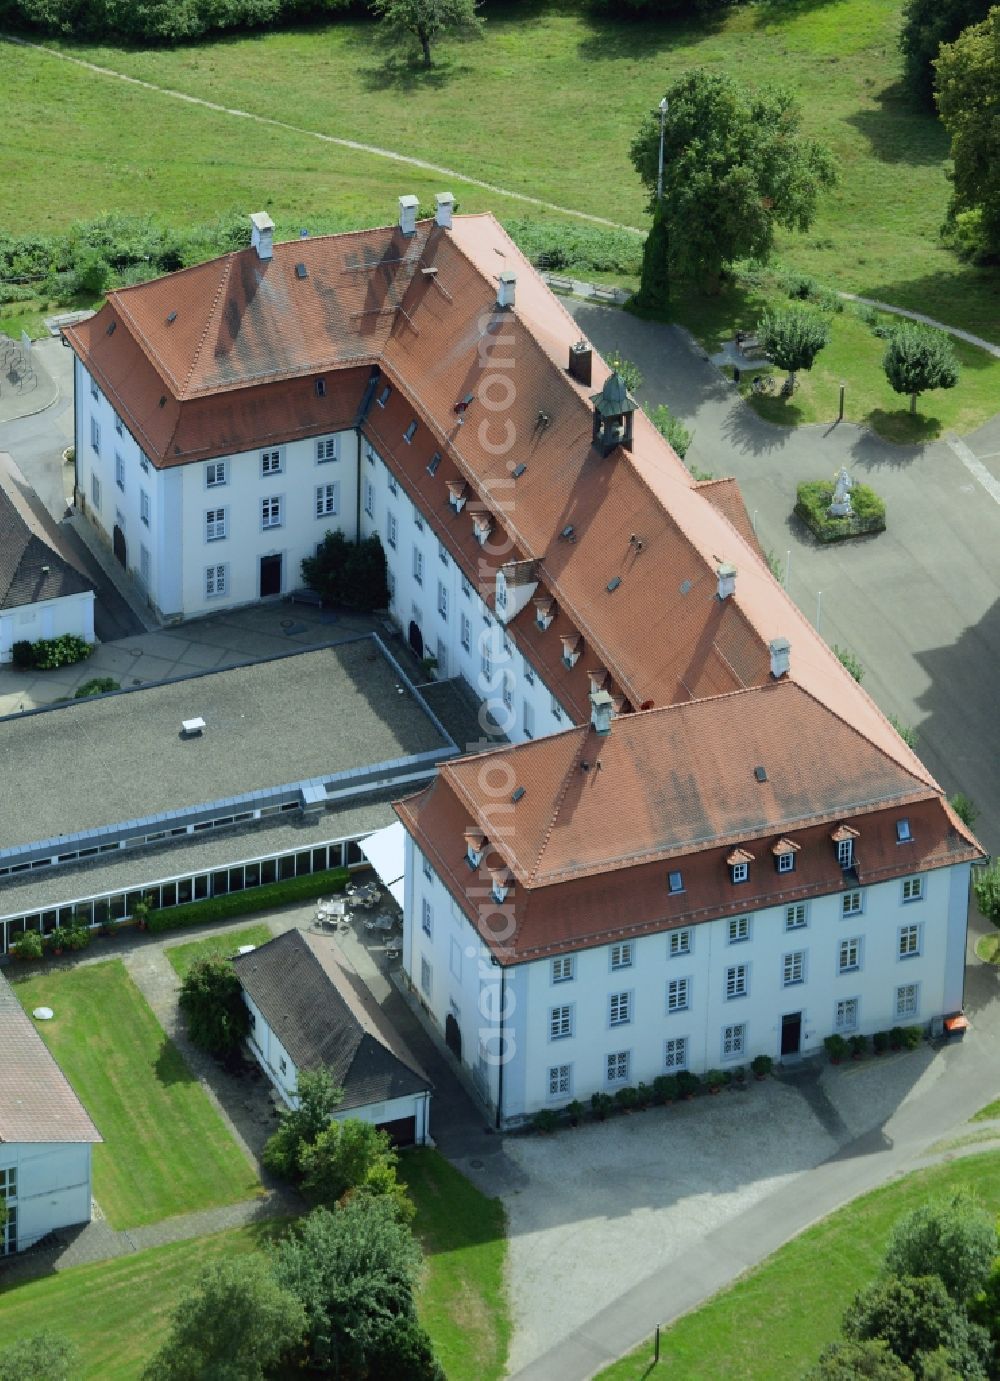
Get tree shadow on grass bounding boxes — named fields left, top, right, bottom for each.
left=845, top=86, right=948, bottom=168
left=154, top=1035, right=198, bottom=1088
left=750, top=0, right=844, bottom=26
left=852, top=266, right=1000, bottom=348
left=575, top=10, right=727, bottom=63
left=866, top=408, right=944, bottom=446
left=355, top=51, right=469, bottom=94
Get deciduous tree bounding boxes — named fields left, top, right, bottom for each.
left=178, top=956, right=249, bottom=1057
left=885, top=1192, right=998, bottom=1302
left=756, top=305, right=831, bottom=391
left=882, top=325, right=959, bottom=415
left=898, top=0, right=993, bottom=108
left=0, top=1333, right=76, bottom=1381
left=371, top=0, right=484, bottom=68
left=807, top=1338, right=914, bottom=1379
left=629, top=71, right=836, bottom=293
left=263, top=1067, right=343, bottom=1180
left=843, top=1274, right=990, bottom=1376
left=935, top=8, right=1000, bottom=259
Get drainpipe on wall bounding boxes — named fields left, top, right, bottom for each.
left=495, top=966, right=506, bottom=1131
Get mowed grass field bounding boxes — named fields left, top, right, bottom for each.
left=0, top=1225, right=280, bottom=1380
left=12, top=960, right=261, bottom=1227
left=597, top=1147, right=1000, bottom=1380
left=1, top=0, right=998, bottom=340
left=400, top=1148, right=510, bottom=1381
left=164, top=923, right=274, bottom=979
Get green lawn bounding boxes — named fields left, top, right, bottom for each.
left=596, top=1148, right=1000, bottom=1380
left=972, top=1097, right=1000, bottom=1122
left=400, top=1147, right=510, bottom=1381
left=975, top=933, right=1000, bottom=965
left=2, top=0, right=999, bottom=341
left=164, top=923, right=274, bottom=980
left=0, top=1224, right=281, bottom=1379
left=12, top=961, right=261, bottom=1228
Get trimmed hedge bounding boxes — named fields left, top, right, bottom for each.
left=147, top=867, right=350, bottom=934
left=795, top=480, right=886, bottom=542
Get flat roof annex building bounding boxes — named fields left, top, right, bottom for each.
left=59, top=198, right=984, bottom=1124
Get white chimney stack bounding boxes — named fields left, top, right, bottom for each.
left=434, top=192, right=454, bottom=229
left=498, top=270, right=517, bottom=310
left=770, top=637, right=791, bottom=679
left=590, top=688, right=614, bottom=734
left=250, top=212, right=274, bottom=261
left=716, top=562, right=737, bottom=600
left=398, top=194, right=419, bottom=237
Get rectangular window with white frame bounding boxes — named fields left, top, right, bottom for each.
left=206, top=459, right=227, bottom=487
left=523, top=700, right=534, bottom=739
left=786, top=903, right=808, bottom=931
left=898, top=923, right=921, bottom=959
left=895, top=982, right=919, bottom=1019
left=842, top=890, right=864, bottom=917
left=610, top=941, right=634, bottom=971
left=606, top=1050, right=630, bottom=1084
left=722, top=1023, right=746, bottom=1059
left=316, top=437, right=338, bottom=463
left=412, top=502, right=423, bottom=532
left=364, top=480, right=374, bottom=518
left=783, top=950, right=806, bottom=986
left=261, top=496, right=283, bottom=529
left=550, top=1005, right=573, bottom=1040
left=667, top=977, right=690, bottom=1012
left=664, top=1036, right=688, bottom=1070
left=548, top=1063, right=572, bottom=1099
left=413, top=547, right=424, bottom=585
left=421, top=853, right=432, bottom=882
left=139, top=450, right=150, bottom=474
left=115, top=452, right=125, bottom=492
left=91, top=473, right=101, bottom=510
left=261, top=448, right=282, bottom=476
left=420, top=957, right=432, bottom=998
left=90, top=416, right=100, bottom=453
left=115, top=414, right=124, bottom=437
left=437, top=582, right=448, bottom=621
left=205, top=507, right=227, bottom=542
left=839, top=936, right=862, bottom=974
left=523, top=658, right=535, bottom=686
left=501, top=671, right=513, bottom=712
left=669, top=928, right=691, bottom=957
left=140, top=489, right=150, bottom=527
left=551, top=695, right=563, bottom=722
left=205, top=564, right=227, bottom=598
left=421, top=899, right=433, bottom=938
left=438, top=541, right=448, bottom=567
left=731, top=861, right=749, bottom=885
left=461, top=574, right=471, bottom=599
left=387, top=471, right=398, bottom=497
left=90, top=377, right=99, bottom=401
left=668, top=870, right=685, bottom=895
left=315, top=483, right=339, bottom=518
left=902, top=877, right=924, bottom=904
left=725, top=964, right=748, bottom=999
left=835, top=997, right=859, bottom=1031
left=728, top=916, right=751, bottom=944
left=450, top=936, right=462, bottom=981
left=552, top=956, right=574, bottom=984
left=386, top=512, right=397, bottom=549
left=777, top=850, right=795, bottom=874
left=460, top=613, right=471, bottom=651
left=609, top=991, right=632, bottom=1027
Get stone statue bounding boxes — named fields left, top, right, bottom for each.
left=828, top=466, right=854, bottom=517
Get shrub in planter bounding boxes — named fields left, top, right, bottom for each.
left=65, top=926, right=92, bottom=952
left=591, top=1092, right=613, bottom=1121
left=74, top=677, right=120, bottom=698
left=677, top=1071, right=700, bottom=1099
left=730, top=1065, right=745, bottom=1084
left=795, top=480, right=886, bottom=542
left=824, top=1034, right=848, bottom=1063
left=890, top=1026, right=906, bottom=1050
left=567, top=1099, right=584, bottom=1127
left=903, top=1025, right=923, bottom=1050
left=872, top=1031, right=889, bottom=1055
left=704, top=1069, right=726, bottom=1093
left=614, top=1086, right=638, bottom=1112
left=11, top=931, right=43, bottom=961
left=849, top=1034, right=868, bottom=1059
left=11, top=640, right=35, bottom=668
left=533, top=1109, right=558, bottom=1134
left=653, top=1074, right=679, bottom=1104
left=751, top=1054, right=773, bottom=1079
left=47, top=926, right=69, bottom=954
left=29, top=635, right=93, bottom=670
left=635, top=1081, right=653, bottom=1109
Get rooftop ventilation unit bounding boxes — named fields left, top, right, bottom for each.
left=180, top=717, right=206, bottom=739
left=754, top=765, right=768, bottom=783
left=166, top=311, right=177, bottom=325
left=568, top=340, right=592, bottom=387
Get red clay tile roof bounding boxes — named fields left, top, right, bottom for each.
left=0, top=975, right=102, bottom=1144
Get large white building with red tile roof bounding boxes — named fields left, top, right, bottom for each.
left=65, top=198, right=983, bottom=1124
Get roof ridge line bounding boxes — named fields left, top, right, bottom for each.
left=528, top=727, right=594, bottom=885
left=789, top=678, right=938, bottom=792
left=183, top=253, right=235, bottom=396
left=103, top=295, right=183, bottom=398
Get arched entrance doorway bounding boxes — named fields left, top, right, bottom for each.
left=112, top=524, right=127, bottom=569
left=445, top=1013, right=462, bottom=1062
left=408, top=620, right=423, bottom=659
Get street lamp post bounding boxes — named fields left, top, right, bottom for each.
left=656, top=96, right=668, bottom=203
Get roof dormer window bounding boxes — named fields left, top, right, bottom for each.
left=896, top=818, right=912, bottom=844
left=668, top=870, right=684, bottom=895
left=832, top=824, right=859, bottom=869
left=561, top=635, right=581, bottom=670
left=727, top=848, right=754, bottom=885
left=772, top=838, right=800, bottom=875
left=448, top=479, right=468, bottom=513
left=491, top=867, right=512, bottom=905
left=534, top=596, right=555, bottom=631
left=403, top=420, right=418, bottom=444
left=464, top=828, right=487, bottom=869
left=377, top=384, right=391, bottom=408
left=471, top=510, right=493, bottom=546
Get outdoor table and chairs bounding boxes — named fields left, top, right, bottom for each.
left=347, top=882, right=382, bottom=909
left=314, top=897, right=348, bottom=932
left=363, top=912, right=397, bottom=935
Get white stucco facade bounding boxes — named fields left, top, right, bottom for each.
left=0, top=589, right=94, bottom=663
left=0, top=1141, right=94, bottom=1254
left=402, top=827, right=971, bottom=1125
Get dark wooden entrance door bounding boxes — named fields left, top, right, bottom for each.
left=112, top=524, right=127, bottom=568
left=781, top=1011, right=802, bottom=1057
left=445, top=1012, right=462, bottom=1062
left=259, top=553, right=282, bottom=598
left=408, top=620, right=423, bottom=659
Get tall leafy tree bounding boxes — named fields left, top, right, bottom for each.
left=0, top=1333, right=76, bottom=1381
left=898, top=0, right=993, bottom=108
left=178, top=956, right=249, bottom=1057
left=143, top=1256, right=306, bottom=1381
left=371, top=0, right=484, bottom=67
left=935, top=8, right=1000, bottom=259
left=882, top=325, right=960, bottom=414
left=843, top=1274, right=991, bottom=1377
left=629, top=71, right=836, bottom=293
left=757, top=305, right=831, bottom=391
left=885, top=1192, right=998, bottom=1303
left=807, top=1338, right=914, bottom=1379
left=636, top=203, right=671, bottom=310
left=263, top=1067, right=343, bottom=1180
left=299, top=1118, right=402, bottom=1208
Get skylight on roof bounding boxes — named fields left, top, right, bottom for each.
left=427, top=452, right=441, bottom=476
left=606, top=577, right=621, bottom=593
left=315, top=378, right=326, bottom=397
left=561, top=525, right=575, bottom=540
left=511, top=786, right=525, bottom=804
left=166, top=311, right=177, bottom=324
left=896, top=818, right=912, bottom=843
left=295, top=263, right=308, bottom=279
left=513, top=463, right=526, bottom=478
left=668, top=870, right=684, bottom=894
left=754, top=765, right=768, bottom=783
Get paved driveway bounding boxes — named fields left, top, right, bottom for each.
left=567, top=302, right=1000, bottom=856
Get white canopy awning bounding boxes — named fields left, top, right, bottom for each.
left=359, top=820, right=406, bottom=908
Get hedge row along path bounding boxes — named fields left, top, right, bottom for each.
left=5, top=35, right=998, bottom=358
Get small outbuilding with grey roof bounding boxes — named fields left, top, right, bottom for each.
left=234, top=930, right=431, bottom=1146
left=0, top=973, right=102, bottom=1254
